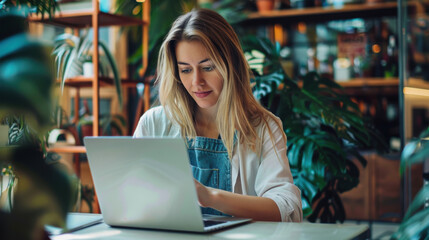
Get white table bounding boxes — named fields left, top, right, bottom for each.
left=51, top=213, right=369, bottom=240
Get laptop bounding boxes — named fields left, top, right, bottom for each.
left=84, top=136, right=252, bottom=233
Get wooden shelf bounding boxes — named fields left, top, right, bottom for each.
left=337, top=77, right=429, bottom=88
left=47, top=145, right=86, bottom=153
left=59, top=76, right=150, bottom=88
left=338, top=77, right=399, bottom=88
left=244, top=1, right=421, bottom=25
left=28, top=11, right=147, bottom=28
left=336, top=77, right=429, bottom=96
left=285, top=77, right=428, bottom=96
left=407, top=77, right=429, bottom=89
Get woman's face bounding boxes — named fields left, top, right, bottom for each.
left=175, top=40, right=224, bottom=111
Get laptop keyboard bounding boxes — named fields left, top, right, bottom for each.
left=203, top=220, right=227, bottom=227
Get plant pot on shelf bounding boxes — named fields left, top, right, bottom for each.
left=256, top=0, right=275, bottom=12
left=82, top=61, right=93, bottom=77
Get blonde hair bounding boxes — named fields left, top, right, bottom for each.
left=157, top=8, right=284, bottom=158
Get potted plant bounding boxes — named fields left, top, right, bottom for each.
left=0, top=4, right=74, bottom=239
left=53, top=30, right=123, bottom=105
left=241, top=35, right=388, bottom=222
left=392, top=128, right=429, bottom=239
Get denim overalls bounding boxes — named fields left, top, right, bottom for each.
left=187, top=136, right=231, bottom=216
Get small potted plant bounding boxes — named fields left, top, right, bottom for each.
left=53, top=30, right=123, bottom=105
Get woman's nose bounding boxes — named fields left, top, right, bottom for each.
left=192, top=69, right=205, bottom=86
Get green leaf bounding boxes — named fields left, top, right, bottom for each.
left=402, top=184, right=429, bottom=221
left=99, top=41, right=122, bottom=107
left=301, top=141, right=315, bottom=170
left=301, top=197, right=313, bottom=217
left=401, top=141, right=429, bottom=175
left=0, top=54, right=54, bottom=128
left=394, top=207, right=429, bottom=240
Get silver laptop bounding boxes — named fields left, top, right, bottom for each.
left=84, top=136, right=251, bottom=232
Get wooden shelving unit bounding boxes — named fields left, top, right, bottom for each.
left=28, top=1, right=151, bottom=157
left=337, top=77, right=429, bottom=96
left=244, top=1, right=423, bottom=25
left=47, top=146, right=86, bottom=153
left=59, top=76, right=151, bottom=88
left=243, top=1, right=428, bottom=96
left=28, top=10, right=146, bottom=28
left=243, top=1, right=429, bottom=223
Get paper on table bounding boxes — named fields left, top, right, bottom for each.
left=45, top=213, right=103, bottom=235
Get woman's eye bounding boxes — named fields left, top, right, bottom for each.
left=180, top=68, right=191, bottom=74
left=202, top=66, right=214, bottom=72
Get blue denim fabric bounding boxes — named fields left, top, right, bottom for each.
left=187, top=136, right=231, bottom=216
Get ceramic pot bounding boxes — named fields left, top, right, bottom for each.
left=256, top=0, right=275, bottom=12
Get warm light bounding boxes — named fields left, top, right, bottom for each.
left=403, top=87, right=429, bottom=97
left=136, top=0, right=145, bottom=2
left=133, top=5, right=141, bottom=15
left=274, top=24, right=284, bottom=46
left=334, top=58, right=351, bottom=68
left=372, top=44, right=381, bottom=53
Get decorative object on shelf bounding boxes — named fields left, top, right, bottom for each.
left=255, top=0, right=276, bottom=12
left=326, top=0, right=364, bottom=8
left=57, top=0, right=93, bottom=12
left=333, top=57, right=352, bottom=81
left=0, top=7, right=74, bottom=239
left=392, top=128, right=429, bottom=240
left=82, top=61, right=94, bottom=77
left=53, top=31, right=123, bottom=105
left=290, top=0, right=315, bottom=9
left=241, top=35, right=388, bottom=222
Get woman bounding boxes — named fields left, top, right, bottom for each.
left=134, top=8, right=302, bottom=222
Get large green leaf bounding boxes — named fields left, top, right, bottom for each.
left=0, top=30, right=54, bottom=129
left=400, top=132, right=429, bottom=175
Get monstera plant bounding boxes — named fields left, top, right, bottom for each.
left=392, top=128, right=429, bottom=240
left=0, top=4, right=73, bottom=239
left=242, top=36, right=388, bottom=222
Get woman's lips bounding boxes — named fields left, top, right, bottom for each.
left=194, top=91, right=212, bottom=98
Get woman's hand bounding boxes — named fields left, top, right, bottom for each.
left=194, top=179, right=282, bottom=221
left=193, top=179, right=213, bottom=208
